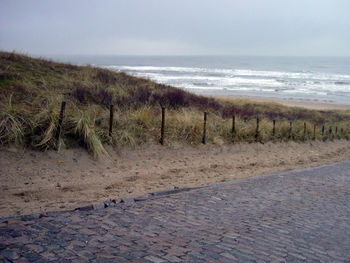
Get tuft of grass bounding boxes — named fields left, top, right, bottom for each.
left=167, top=109, right=203, bottom=143
left=72, top=108, right=109, bottom=159
left=0, top=95, right=26, bottom=146
left=30, top=89, right=64, bottom=149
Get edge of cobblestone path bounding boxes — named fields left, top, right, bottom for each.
left=0, top=186, right=205, bottom=223
left=206, top=160, right=350, bottom=191
left=1, top=160, right=349, bottom=223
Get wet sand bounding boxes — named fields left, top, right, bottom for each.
left=215, top=95, right=350, bottom=110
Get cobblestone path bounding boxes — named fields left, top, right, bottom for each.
left=1, top=161, right=350, bottom=262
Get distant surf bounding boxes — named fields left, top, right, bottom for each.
left=54, top=55, right=350, bottom=105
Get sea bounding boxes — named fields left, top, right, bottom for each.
left=53, top=55, right=350, bottom=105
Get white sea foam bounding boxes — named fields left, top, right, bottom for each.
left=107, top=65, right=350, bottom=81
left=104, top=64, right=350, bottom=104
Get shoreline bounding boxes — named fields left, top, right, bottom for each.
left=211, top=94, right=350, bottom=110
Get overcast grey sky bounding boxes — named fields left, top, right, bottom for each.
left=1, top=0, right=349, bottom=56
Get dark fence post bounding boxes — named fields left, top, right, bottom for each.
left=109, top=104, right=114, bottom=136
left=255, top=116, right=260, bottom=142
left=272, top=119, right=276, bottom=138
left=303, top=122, right=307, bottom=140
left=322, top=125, right=325, bottom=136
left=289, top=121, right=293, bottom=140
left=55, top=101, right=66, bottom=150
left=329, top=126, right=333, bottom=140
left=335, top=126, right=338, bottom=138
left=313, top=124, right=316, bottom=140
left=202, top=112, right=208, bottom=144
left=231, top=114, right=236, bottom=143
left=160, top=106, right=165, bottom=145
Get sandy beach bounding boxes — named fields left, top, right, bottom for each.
left=214, top=95, right=350, bottom=110
left=1, top=140, right=350, bottom=218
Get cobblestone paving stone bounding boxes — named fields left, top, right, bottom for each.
left=1, top=161, right=350, bottom=262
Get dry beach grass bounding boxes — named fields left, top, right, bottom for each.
left=2, top=52, right=350, bottom=158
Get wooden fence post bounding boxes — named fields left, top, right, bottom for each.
left=231, top=114, right=236, bottom=143
left=303, top=122, right=306, bottom=140
left=202, top=112, right=208, bottom=144
left=335, top=126, right=338, bottom=138
left=160, top=106, right=165, bottom=145
left=322, top=125, right=325, bottom=136
left=255, top=116, right=260, bottom=142
left=109, top=104, right=114, bottom=136
left=313, top=124, right=316, bottom=140
left=55, top=101, right=66, bottom=150
left=272, top=120, right=276, bottom=138
left=329, top=126, right=333, bottom=140
left=289, top=121, right=293, bottom=140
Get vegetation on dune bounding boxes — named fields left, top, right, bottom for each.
left=1, top=51, right=350, bottom=158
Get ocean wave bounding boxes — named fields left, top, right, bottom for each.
left=104, top=64, right=350, bottom=104
left=106, top=65, right=350, bottom=81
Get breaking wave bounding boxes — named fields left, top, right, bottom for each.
left=105, top=64, right=350, bottom=104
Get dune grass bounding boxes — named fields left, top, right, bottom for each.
left=1, top=51, right=350, bottom=158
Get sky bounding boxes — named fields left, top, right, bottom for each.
left=0, top=0, right=350, bottom=56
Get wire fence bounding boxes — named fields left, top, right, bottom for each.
left=55, top=101, right=349, bottom=148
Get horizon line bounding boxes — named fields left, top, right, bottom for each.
left=2, top=50, right=350, bottom=59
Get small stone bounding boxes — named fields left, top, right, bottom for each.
left=221, top=252, right=237, bottom=260
left=79, top=250, right=96, bottom=261
left=75, top=205, right=93, bottom=211
left=103, top=200, right=115, bottom=208
left=134, top=195, right=150, bottom=202
left=26, top=244, right=44, bottom=253
left=92, top=203, right=105, bottom=210
left=144, top=255, right=165, bottom=263
left=162, top=254, right=182, bottom=262
left=22, top=252, right=41, bottom=262
left=120, top=198, right=135, bottom=206
left=1, top=250, right=20, bottom=261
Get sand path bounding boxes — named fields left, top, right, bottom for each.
left=1, top=140, right=350, bottom=218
